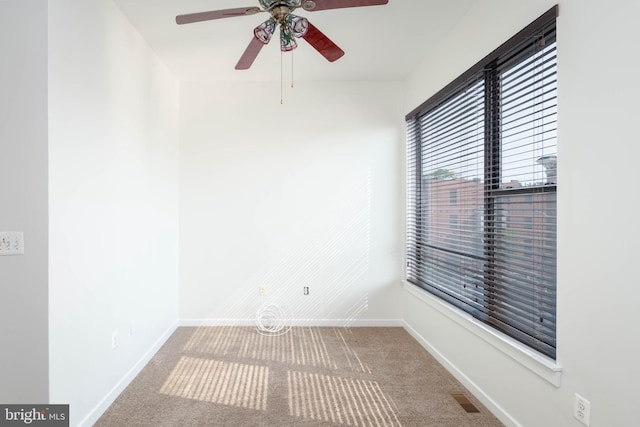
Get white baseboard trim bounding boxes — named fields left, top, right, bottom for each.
left=402, top=320, right=521, bottom=427
left=179, top=318, right=404, bottom=327
left=78, top=320, right=179, bottom=427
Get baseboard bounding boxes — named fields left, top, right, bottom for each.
left=78, top=320, right=179, bottom=427
left=402, top=320, right=520, bottom=427
left=180, top=318, right=404, bottom=327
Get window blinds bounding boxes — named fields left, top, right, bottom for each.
left=406, top=6, right=558, bottom=359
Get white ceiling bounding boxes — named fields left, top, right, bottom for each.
left=113, top=0, right=477, bottom=82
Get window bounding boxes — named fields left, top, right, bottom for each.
left=406, top=6, right=558, bottom=359
left=449, top=215, right=458, bottom=228
left=524, top=216, right=534, bottom=230
left=450, top=189, right=458, bottom=205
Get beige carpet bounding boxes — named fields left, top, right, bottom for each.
left=95, top=327, right=504, bottom=427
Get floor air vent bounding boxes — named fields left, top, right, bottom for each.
left=451, top=393, right=480, bottom=413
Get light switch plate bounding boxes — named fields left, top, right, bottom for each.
left=0, top=232, right=24, bottom=256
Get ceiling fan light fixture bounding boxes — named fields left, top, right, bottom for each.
left=254, top=18, right=277, bottom=44
left=280, top=26, right=298, bottom=51
left=285, top=14, right=309, bottom=38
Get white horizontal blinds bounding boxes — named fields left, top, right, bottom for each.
left=488, top=26, right=557, bottom=357
left=497, top=29, right=557, bottom=187
left=418, top=76, right=486, bottom=311
left=490, top=193, right=556, bottom=355
left=405, top=6, right=558, bottom=359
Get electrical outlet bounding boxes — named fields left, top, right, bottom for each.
left=574, top=394, right=591, bottom=426
left=303, top=286, right=309, bottom=295
left=259, top=286, right=267, bottom=295
left=112, top=330, right=119, bottom=350
left=0, top=232, right=24, bottom=256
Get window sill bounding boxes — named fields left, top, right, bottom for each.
left=402, top=281, right=562, bottom=387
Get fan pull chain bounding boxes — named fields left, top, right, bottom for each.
left=291, top=51, right=294, bottom=88
left=280, top=50, right=284, bottom=104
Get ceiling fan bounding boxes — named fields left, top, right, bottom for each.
left=176, top=0, right=389, bottom=70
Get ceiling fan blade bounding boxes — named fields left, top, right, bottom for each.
left=302, top=23, right=344, bottom=62
left=176, top=7, right=260, bottom=25
left=302, top=0, right=388, bottom=12
left=235, top=37, right=266, bottom=70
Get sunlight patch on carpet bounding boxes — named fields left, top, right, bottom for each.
left=159, top=356, right=268, bottom=411
left=287, top=370, right=402, bottom=427
left=183, top=327, right=370, bottom=373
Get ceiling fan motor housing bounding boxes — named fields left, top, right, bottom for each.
left=259, top=0, right=300, bottom=11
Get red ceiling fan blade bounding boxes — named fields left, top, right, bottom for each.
left=176, top=7, right=260, bottom=25
left=303, top=0, right=388, bottom=12
left=235, top=37, right=266, bottom=70
left=302, top=23, right=344, bottom=62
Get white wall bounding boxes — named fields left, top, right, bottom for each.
left=0, top=0, right=49, bottom=403
left=403, top=0, right=640, bottom=426
left=48, top=1, right=180, bottom=425
left=179, top=81, right=404, bottom=325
